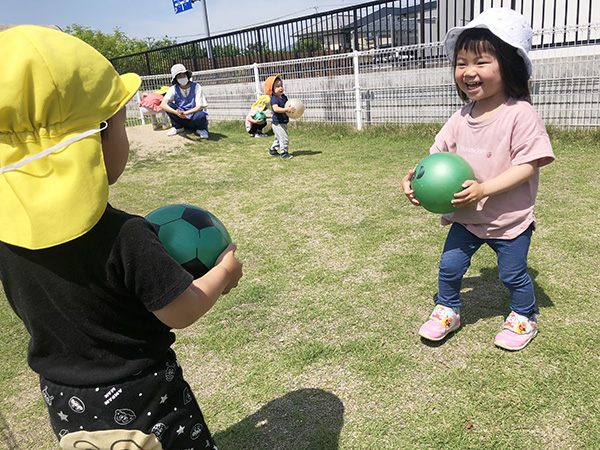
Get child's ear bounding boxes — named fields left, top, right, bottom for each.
left=101, top=108, right=129, bottom=185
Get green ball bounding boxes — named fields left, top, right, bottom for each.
left=145, top=204, right=232, bottom=279
left=411, top=153, right=474, bottom=214
left=254, top=111, right=266, bottom=121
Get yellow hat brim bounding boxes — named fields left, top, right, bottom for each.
left=154, top=86, right=170, bottom=95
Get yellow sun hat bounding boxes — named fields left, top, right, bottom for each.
left=0, top=25, right=141, bottom=249
left=155, top=85, right=170, bottom=95
left=252, top=95, right=271, bottom=112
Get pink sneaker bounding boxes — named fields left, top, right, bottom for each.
left=419, top=305, right=460, bottom=341
left=494, top=311, right=537, bottom=351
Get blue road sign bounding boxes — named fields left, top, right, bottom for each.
left=173, top=0, right=193, bottom=14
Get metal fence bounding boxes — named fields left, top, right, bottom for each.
left=111, top=0, right=597, bottom=76
left=126, top=22, right=600, bottom=130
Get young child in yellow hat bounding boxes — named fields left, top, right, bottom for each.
left=139, top=86, right=171, bottom=130
left=245, top=94, right=272, bottom=137
left=0, top=26, right=242, bottom=449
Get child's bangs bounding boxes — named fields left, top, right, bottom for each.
left=455, top=29, right=497, bottom=59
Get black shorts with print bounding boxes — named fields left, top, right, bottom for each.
left=40, top=350, right=217, bottom=449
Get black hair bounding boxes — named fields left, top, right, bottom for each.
left=453, top=28, right=531, bottom=103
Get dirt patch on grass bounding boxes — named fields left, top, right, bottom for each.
left=126, top=124, right=189, bottom=158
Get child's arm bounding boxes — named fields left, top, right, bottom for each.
left=153, top=243, right=243, bottom=329
left=452, top=162, right=537, bottom=208
left=272, top=104, right=295, bottom=115
left=247, top=115, right=262, bottom=125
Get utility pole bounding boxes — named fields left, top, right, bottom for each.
left=191, top=0, right=213, bottom=58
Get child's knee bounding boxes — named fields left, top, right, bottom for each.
left=499, top=267, right=532, bottom=290
left=438, top=250, right=470, bottom=280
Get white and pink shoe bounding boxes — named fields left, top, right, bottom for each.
left=494, top=311, right=537, bottom=351
left=419, top=305, right=461, bottom=341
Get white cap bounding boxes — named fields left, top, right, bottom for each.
left=444, top=8, right=533, bottom=77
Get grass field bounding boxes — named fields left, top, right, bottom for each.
left=1, top=121, right=599, bottom=449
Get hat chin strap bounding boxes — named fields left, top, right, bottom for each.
left=0, top=122, right=108, bottom=174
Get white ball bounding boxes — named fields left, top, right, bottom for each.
left=285, top=98, right=305, bottom=119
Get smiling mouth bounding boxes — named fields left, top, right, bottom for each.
left=465, top=82, right=482, bottom=90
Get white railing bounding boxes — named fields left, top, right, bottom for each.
left=126, top=24, right=600, bottom=129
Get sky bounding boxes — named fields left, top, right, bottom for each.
left=3, top=0, right=370, bottom=42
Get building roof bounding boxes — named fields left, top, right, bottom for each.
left=293, top=2, right=437, bottom=38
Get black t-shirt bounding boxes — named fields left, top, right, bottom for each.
left=0, top=205, right=193, bottom=386
left=270, top=94, right=289, bottom=125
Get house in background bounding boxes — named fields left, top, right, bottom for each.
left=290, top=0, right=598, bottom=54
left=292, top=1, right=438, bottom=52
left=354, top=2, right=438, bottom=49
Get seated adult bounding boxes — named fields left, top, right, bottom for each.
left=160, top=64, right=209, bottom=138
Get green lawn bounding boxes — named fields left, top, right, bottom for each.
left=1, top=122, right=599, bottom=449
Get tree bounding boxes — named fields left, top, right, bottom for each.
left=293, top=37, right=324, bottom=53
left=64, top=24, right=177, bottom=59
left=243, top=42, right=271, bottom=56
left=211, top=43, right=241, bottom=58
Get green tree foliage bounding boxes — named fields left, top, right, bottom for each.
left=211, top=43, right=241, bottom=57
left=64, top=24, right=177, bottom=59
left=243, top=42, right=271, bottom=56
left=293, top=37, right=324, bottom=52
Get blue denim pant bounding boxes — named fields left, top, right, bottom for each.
left=167, top=102, right=208, bottom=131
left=437, top=223, right=537, bottom=318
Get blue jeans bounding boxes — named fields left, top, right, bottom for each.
left=167, top=102, right=208, bottom=131
left=437, top=223, right=537, bottom=318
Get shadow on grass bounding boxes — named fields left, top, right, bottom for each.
left=0, top=411, right=19, bottom=450
left=459, top=266, right=553, bottom=324
left=177, top=131, right=228, bottom=142
left=420, top=266, right=553, bottom=347
left=213, top=388, right=344, bottom=450
left=291, top=150, right=323, bottom=157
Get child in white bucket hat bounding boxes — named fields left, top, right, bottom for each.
left=0, top=26, right=242, bottom=448
left=402, top=8, right=555, bottom=351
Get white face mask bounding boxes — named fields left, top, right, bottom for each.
left=176, top=76, right=189, bottom=86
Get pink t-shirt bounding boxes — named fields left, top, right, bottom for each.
left=138, top=93, right=164, bottom=112
left=430, top=98, right=555, bottom=240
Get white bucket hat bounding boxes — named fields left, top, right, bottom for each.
left=170, top=63, right=192, bottom=84
left=444, top=7, right=533, bottom=77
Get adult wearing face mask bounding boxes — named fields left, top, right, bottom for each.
left=161, top=64, right=210, bottom=138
